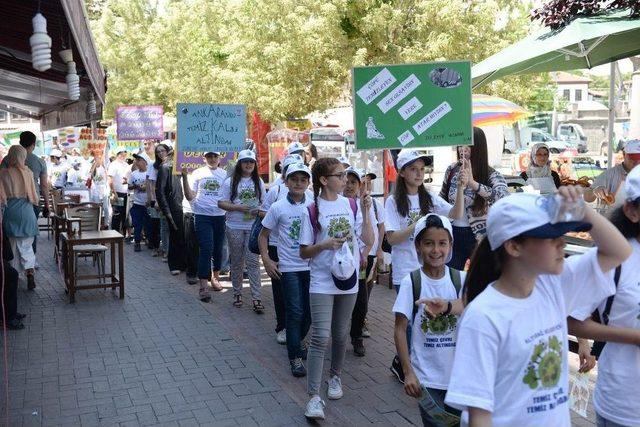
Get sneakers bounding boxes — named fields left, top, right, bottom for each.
left=304, top=395, right=325, bottom=420
left=362, top=322, right=371, bottom=338
left=289, top=358, right=306, bottom=377
left=199, top=286, right=211, bottom=303
left=186, top=276, right=198, bottom=285
left=134, top=243, right=141, bottom=252
left=352, top=339, right=365, bottom=357
left=390, top=355, right=405, bottom=384
left=26, top=273, right=36, bottom=291
left=327, top=375, right=343, bottom=400
left=170, top=270, right=180, bottom=276
left=276, top=329, right=287, bottom=345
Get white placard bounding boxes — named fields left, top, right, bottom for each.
left=376, top=74, right=421, bottom=114
left=356, top=68, right=397, bottom=105
left=398, top=97, right=423, bottom=120
left=413, top=101, right=452, bottom=136
left=398, top=131, right=415, bottom=146
left=569, top=372, right=590, bottom=418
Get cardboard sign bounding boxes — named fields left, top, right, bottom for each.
left=176, top=103, right=246, bottom=153
left=116, top=105, right=164, bottom=140
left=352, top=61, right=472, bottom=150
left=569, top=372, right=590, bottom=418
left=174, top=150, right=234, bottom=175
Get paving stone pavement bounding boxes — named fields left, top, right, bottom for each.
left=0, top=231, right=597, bottom=426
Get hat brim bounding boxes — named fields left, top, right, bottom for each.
left=332, top=271, right=357, bottom=291
left=289, top=149, right=305, bottom=155
left=238, top=157, right=256, bottom=162
left=365, top=173, right=377, bottom=180
left=520, top=221, right=592, bottom=240
left=345, top=170, right=361, bottom=181
left=286, top=170, right=311, bottom=179
left=204, top=152, right=220, bottom=156
left=402, top=155, right=433, bottom=169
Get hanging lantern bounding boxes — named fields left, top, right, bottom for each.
left=30, top=13, right=52, bottom=72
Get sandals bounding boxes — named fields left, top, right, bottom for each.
left=253, top=300, right=264, bottom=314
left=233, top=295, right=243, bottom=308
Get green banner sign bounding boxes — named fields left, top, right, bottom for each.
left=352, top=61, right=472, bottom=150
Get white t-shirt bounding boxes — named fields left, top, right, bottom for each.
left=261, top=184, right=313, bottom=246
left=50, top=163, right=68, bottom=188
left=219, top=176, right=265, bottom=230
left=445, top=248, right=613, bottom=427
left=384, top=192, right=453, bottom=285
left=574, top=239, right=640, bottom=426
left=108, top=160, right=130, bottom=193
left=146, top=166, right=158, bottom=182
left=66, top=168, right=86, bottom=187
left=393, top=267, right=466, bottom=389
left=191, top=166, right=227, bottom=217
left=370, top=198, right=385, bottom=256
left=90, top=165, right=108, bottom=199
left=261, top=195, right=313, bottom=273
left=129, top=170, right=148, bottom=206
left=299, top=195, right=364, bottom=295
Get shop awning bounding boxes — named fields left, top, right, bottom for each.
left=0, top=0, right=105, bottom=130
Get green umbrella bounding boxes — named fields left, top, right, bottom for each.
left=473, top=10, right=640, bottom=88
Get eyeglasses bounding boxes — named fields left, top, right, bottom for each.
left=325, top=172, right=347, bottom=179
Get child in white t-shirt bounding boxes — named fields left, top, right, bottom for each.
left=299, top=157, right=374, bottom=421
left=445, top=188, right=632, bottom=427
left=393, top=214, right=465, bottom=426
left=567, top=165, right=640, bottom=427
left=385, top=149, right=467, bottom=383
left=259, top=163, right=313, bottom=378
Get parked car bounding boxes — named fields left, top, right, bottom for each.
left=557, top=123, right=588, bottom=153
left=504, top=127, right=575, bottom=154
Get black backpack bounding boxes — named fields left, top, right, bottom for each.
left=410, top=268, right=462, bottom=322
left=590, top=265, right=622, bottom=359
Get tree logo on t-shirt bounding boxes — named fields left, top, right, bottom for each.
left=289, top=218, right=301, bottom=240
left=203, top=179, right=220, bottom=192
left=522, top=335, right=562, bottom=389
left=408, top=210, right=421, bottom=226
left=328, top=217, right=352, bottom=239
left=238, top=188, right=256, bottom=204
left=420, top=312, right=457, bottom=335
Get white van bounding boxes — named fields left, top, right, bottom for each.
left=503, top=127, right=574, bottom=154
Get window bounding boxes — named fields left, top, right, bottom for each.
left=0, top=110, right=6, bottom=123
left=531, top=132, right=543, bottom=142
left=575, top=89, right=582, bottom=101
left=563, top=89, right=571, bottom=100
left=10, top=113, right=28, bottom=122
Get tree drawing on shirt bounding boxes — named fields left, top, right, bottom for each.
left=408, top=210, right=421, bottom=226
left=203, top=179, right=220, bottom=192
left=420, top=311, right=457, bottom=335
left=522, top=335, right=562, bottom=389
left=288, top=218, right=301, bottom=241
left=328, top=216, right=352, bottom=239
left=238, top=188, right=256, bottom=204
left=93, top=174, right=104, bottom=183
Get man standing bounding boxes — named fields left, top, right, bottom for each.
left=0, top=131, right=50, bottom=254
left=584, top=139, right=640, bottom=204
left=108, top=147, right=131, bottom=233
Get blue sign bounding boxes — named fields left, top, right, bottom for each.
left=176, top=103, right=246, bottom=153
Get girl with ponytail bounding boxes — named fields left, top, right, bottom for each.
left=299, top=157, right=374, bottom=420
left=445, top=187, right=631, bottom=427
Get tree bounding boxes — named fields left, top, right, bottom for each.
left=532, top=0, right=640, bottom=29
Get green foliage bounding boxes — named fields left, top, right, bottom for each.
left=90, top=0, right=544, bottom=121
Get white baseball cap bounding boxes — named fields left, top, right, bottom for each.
left=50, top=149, right=62, bottom=158
left=133, top=152, right=152, bottom=164
left=285, top=162, right=311, bottom=179
left=287, top=141, right=305, bottom=155
left=624, top=139, right=640, bottom=156
left=237, top=149, right=256, bottom=162
left=345, top=166, right=365, bottom=181
left=486, top=193, right=592, bottom=250
left=413, top=214, right=454, bottom=263
left=282, top=154, right=304, bottom=171
left=396, top=149, right=433, bottom=170
left=115, top=146, right=127, bottom=154
left=623, top=164, right=640, bottom=202
left=204, top=151, right=220, bottom=156
left=337, top=156, right=351, bottom=167
left=331, top=242, right=357, bottom=290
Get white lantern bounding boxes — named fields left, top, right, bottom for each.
left=30, top=13, right=52, bottom=72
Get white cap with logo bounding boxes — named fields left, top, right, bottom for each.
left=287, top=141, right=305, bottom=155
left=237, top=149, right=256, bottom=162
left=285, top=163, right=311, bottom=179
left=413, top=214, right=454, bottom=263
left=396, top=149, right=432, bottom=170
left=623, top=164, right=640, bottom=202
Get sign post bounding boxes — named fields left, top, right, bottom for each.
left=352, top=61, right=472, bottom=150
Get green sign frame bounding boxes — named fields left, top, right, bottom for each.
left=352, top=61, right=472, bottom=150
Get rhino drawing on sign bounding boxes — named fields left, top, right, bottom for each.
left=366, top=117, right=385, bottom=140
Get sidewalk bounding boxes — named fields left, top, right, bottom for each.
left=1, top=231, right=596, bottom=426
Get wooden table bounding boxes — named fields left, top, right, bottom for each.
left=60, top=230, right=125, bottom=303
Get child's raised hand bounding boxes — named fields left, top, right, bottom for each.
left=416, top=298, right=448, bottom=319
left=360, top=179, right=372, bottom=210
left=557, top=184, right=584, bottom=204
left=323, top=237, right=346, bottom=251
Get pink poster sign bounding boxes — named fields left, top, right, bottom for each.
left=116, top=105, right=164, bottom=140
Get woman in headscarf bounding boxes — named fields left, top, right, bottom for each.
left=520, top=143, right=562, bottom=189
left=0, top=145, right=39, bottom=290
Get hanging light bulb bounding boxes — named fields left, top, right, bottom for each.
left=87, top=92, right=97, bottom=115
left=66, top=61, right=80, bottom=101
left=30, top=13, right=52, bottom=72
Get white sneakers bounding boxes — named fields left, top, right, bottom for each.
left=327, top=375, right=343, bottom=400
left=276, top=329, right=286, bottom=345
left=304, top=395, right=325, bottom=420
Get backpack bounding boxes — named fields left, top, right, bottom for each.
left=410, top=268, right=462, bottom=323
left=590, top=265, right=622, bottom=359
left=307, top=197, right=358, bottom=244
left=248, top=185, right=281, bottom=255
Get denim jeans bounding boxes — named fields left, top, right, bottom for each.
left=269, top=245, right=286, bottom=333
left=280, top=270, right=311, bottom=360
left=160, top=217, right=169, bottom=254
left=194, top=214, right=225, bottom=279
left=129, top=204, right=149, bottom=244
left=417, top=387, right=460, bottom=427
left=183, top=213, right=199, bottom=278
left=596, top=413, right=629, bottom=427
